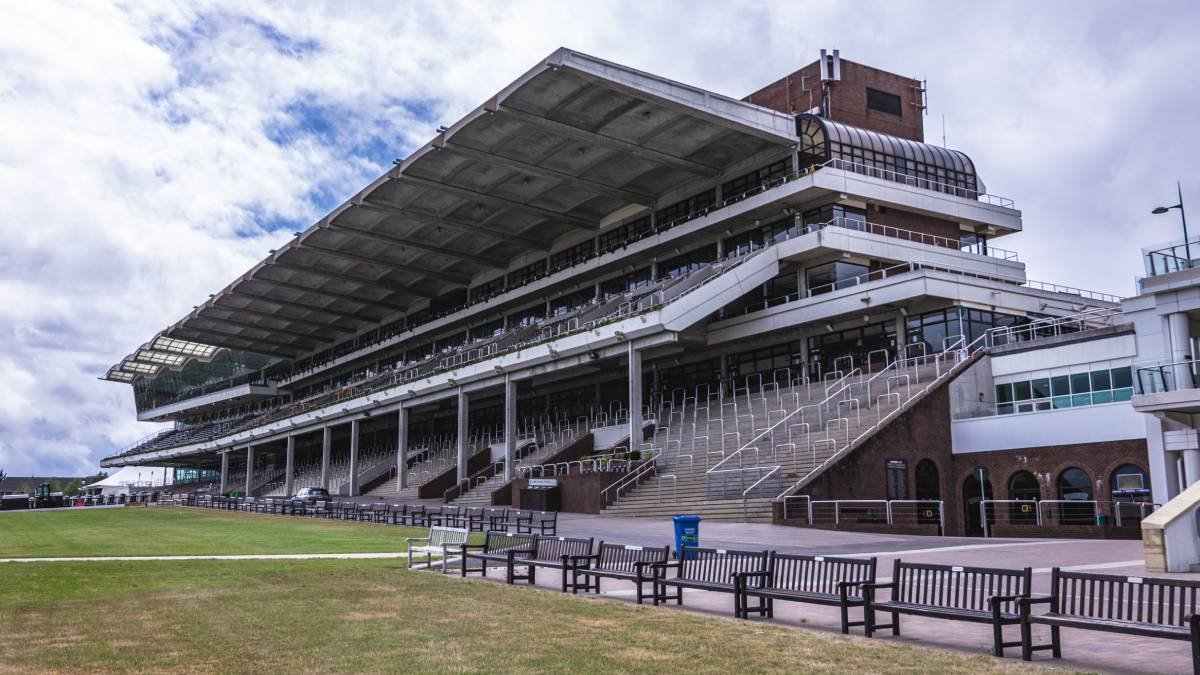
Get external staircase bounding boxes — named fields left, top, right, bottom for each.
left=601, top=341, right=977, bottom=522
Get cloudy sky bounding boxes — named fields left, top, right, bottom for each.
left=1, top=0, right=1198, bottom=475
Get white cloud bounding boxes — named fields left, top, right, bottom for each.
left=0, top=0, right=1197, bottom=473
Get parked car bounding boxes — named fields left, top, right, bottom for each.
left=292, top=487, right=331, bottom=503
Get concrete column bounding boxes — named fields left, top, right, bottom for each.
left=895, top=313, right=908, bottom=357
left=348, top=419, right=360, bottom=496
left=1185, top=448, right=1200, bottom=490
left=716, top=238, right=725, bottom=259
left=1146, top=416, right=1180, bottom=504
left=628, top=343, right=644, bottom=452
left=219, top=452, right=229, bottom=494
left=1169, top=312, right=1194, bottom=390
left=504, top=377, right=517, bottom=482
left=244, top=445, right=254, bottom=496
left=457, top=389, right=470, bottom=483
left=283, top=436, right=295, bottom=497
left=397, top=407, right=409, bottom=491
left=320, top=426, right=332, bottom=489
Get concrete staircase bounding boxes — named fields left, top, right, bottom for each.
left=601, top=358, right=944, bottom=522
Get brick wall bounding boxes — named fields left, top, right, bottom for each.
left=869, top=206, right=961, bottom=243
left=745, top=58, right=924, bottom=141
left=774, top=369, right=1151, bottom=537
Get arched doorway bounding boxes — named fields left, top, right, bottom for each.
left=1056, top=467, right=1094, bottom=524
left=963, top=473, right=994, bottom=536
left=1110, top=464, right=1151, bottom=526
left=1007, top=470, right=1040, bottom=525
left=915, top=460, right=941, bottom=527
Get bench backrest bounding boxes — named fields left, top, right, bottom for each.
left=484, top=507, right=507, bottom=521
left=409, top=505, right=426, bottom=516
left=892, top=560, right=1030, bottom=614
left=596, top=542, right=671, bottom=572
left=769, top=553, right=876, bottom=595
left=1050, top=568, right=1200, bottom=627
left=389, top=503, right=407, bottom=514
left=530, top=511, right=557, bottom=523
left=442, top=506, right=461, bottom=517
left=483, top=530, right=537, bottom=554
left=508, top=509, right=531, bottom=521
left=533, top=536, right=593, bottom=562
left=428, top=526, right=470, bottom=548
left=678, top=547, right=769, bottom=584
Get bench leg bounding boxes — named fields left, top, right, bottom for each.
left=840, top=603, right=850, bottom=635
left=1051, top=625, right=1061, bottom=659
left=891, top=612, right=900, bottom=636
left=560, top=568, right=568, bottom=593
left=1020, top=618, right=1032, bottom=661
left=992, top=618, right=1004, bottom=657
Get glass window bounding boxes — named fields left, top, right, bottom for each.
left=1052, top=396, right=1071, bottom=409
left=1070, top=372, right=1091, bottom=394
left=1050, top=375, right=1070, bottom=397
left=1013, top=381, right=1031, bottom=401
left=997, top=403, right=1013, bottom=415
left=995, top=383, right=1013, bottom=404
left=1111, top=366, right=1133, bottom=389
left=1090, top=369, right=1112, bottom=392
left=1031, top=378, right=1051, bottom=399
left=1071, top=393, right=1092, bottom=407
left=806, top=261, right=869, bottom=296
left=1092, top=390, right=1114, bottom=404
left=1113, top=388, right=1133, bottom=402
left=866, top=87, right=903, bottom=116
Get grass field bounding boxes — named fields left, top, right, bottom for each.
left=0, top=507, right=425, bottom=557
left=0, top=508, right=1053, bottom=673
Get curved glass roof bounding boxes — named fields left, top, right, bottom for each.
left=797, top=113, right=983, bottom=194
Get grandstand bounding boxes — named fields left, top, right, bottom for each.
left=101, top=48, right=1147, bottom=531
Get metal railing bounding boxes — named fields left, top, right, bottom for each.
left=1135, top=359, right=1200, bottom=395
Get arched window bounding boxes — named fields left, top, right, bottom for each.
left=1110, top=463, right=1152, bottom=526
left=915, top=460, right=941, bottom=526
left=915, top=460, right=940, bottom=500
left=1110, top=464, right=1149, bottom=498
left=1007, top=471, right=1040, bottom=524
left=1056, top=468, right=1094, bottom=524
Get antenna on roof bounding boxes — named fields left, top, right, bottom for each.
left=942, top=114, right=947, bottom=147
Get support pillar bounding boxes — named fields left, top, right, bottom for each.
left=283, top=436, right=295, bottom=497
left=244, top=445, right=255, bottom=496
left=348, top=419, right=360, bottom=496
left=320, top=426, right=331, bottom=490
left=628, top=343, right=644, bottom=452
left=457, top=389, right=470, bottom=483
left=1146, top=416, right=1180, bottom=504
left=397, top=407, right=409, bottom=491
left=1185, top=447, right=1200, bottom=490
left=1169, top=312, right=1194, bottom=390
left=219, top=452, right=229, bottom=494
left=504, top=377, right=517, bottom=482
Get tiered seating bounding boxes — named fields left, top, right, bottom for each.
left=106, top=253, right=758, bottom=464
left=601, top=355, right=948, bottom=521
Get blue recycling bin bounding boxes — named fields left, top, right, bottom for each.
left=672, top=514, right=701, bottom=558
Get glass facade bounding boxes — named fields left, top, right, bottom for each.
left=995, top=365, right=1133, bottom=415
left=807, top=261, right=869, bottom=296
left=906, top=307, right=1024, bottom=355
left=807, top=321, right=896, bottom=375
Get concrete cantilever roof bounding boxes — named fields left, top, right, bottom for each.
left=105, top=47, right=798, bottom=382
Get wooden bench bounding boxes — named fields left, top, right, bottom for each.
left=368, top=503, right=389, bottom=523
left=516, top=510, right=558, bottom=536
left=1020, top=568, right=1200, bottom=671
left=492, top=508, right=528, bottom=531
left=736, top=553, right=877, bottom=633
left=506, top=536, right=594, bottom=591
left=386, top=503, right=408, bottom=525
left=479, top=508, right=507, bottom=532
left=864, top=560, right=1031, bottom=657
left=459, top=531, right=538, bottom=583
left=405, top=504, right=426, bottom=526
left=652, top=546, right=770, bottom=614
left=405, top=526, right=470, bottom=574
left=568, top=542, right=671, bottom=604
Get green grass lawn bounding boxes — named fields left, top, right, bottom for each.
left=0, top=558, right=1051, bottom=674
left=0, top=507, right=426, bottom=557
left=0, top=508, right=1054, bottom=673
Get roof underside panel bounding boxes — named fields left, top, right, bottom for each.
left=110, top=48, right=797, bottom=374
